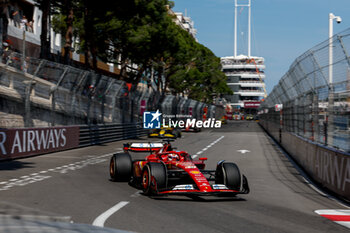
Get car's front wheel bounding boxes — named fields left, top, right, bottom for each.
left=215, top=162, right=241, bottom=190
left=142, top=162, right=167, bottom=195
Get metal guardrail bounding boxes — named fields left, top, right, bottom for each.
left=0, top=124, right=147, bottom=161
left=79, top=123, right=148, bottom=147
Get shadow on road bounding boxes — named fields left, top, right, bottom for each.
left=0, top=161, right=35, bottom=171
left=150, top=195, right=247, bottom=202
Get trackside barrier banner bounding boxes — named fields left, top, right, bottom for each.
left=0, top=126, right=80, bottom=161
left=260, top=121, right=350, bottom=201
left=244, top=102, right=261, bottom=108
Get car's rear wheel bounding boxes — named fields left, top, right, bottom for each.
left=215, top=162, right=241, bottom=190
left=142, top=162, right=167, bottom=195
left=110, top=153, right=132, bottom=182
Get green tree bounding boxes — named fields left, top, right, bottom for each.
left=49, top=0, right=230, bottom=103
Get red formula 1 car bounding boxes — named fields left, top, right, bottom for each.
left=109, top=141, right=249, bottom=196
left=182, top=125, right=201, bottom=133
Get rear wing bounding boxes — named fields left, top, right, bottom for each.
left=123, top=142, right=164, bottom=152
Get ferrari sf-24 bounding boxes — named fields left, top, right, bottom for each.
left=109, top=141, right=249, bottom=196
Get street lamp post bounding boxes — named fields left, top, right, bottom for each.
left=327, top=13, right=341, bottom=147
left=329, top=13, right=341, bottom=85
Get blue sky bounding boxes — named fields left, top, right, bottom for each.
left=172, top=0, right=350, bottom=93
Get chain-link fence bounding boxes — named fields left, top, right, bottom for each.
left=260, top=28, right=350, bottom=152
left=0, top=51, right=220, bottom=128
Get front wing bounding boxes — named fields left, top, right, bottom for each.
left=155, top=175, right=250, bottom=196
left=157, top=189, right=247, bottom=197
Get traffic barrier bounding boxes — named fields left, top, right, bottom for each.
left=0, top=126, right=80, bottom=161
left=260, top=120, right=350, bottom=201
left=79, top=123, right=147, bottom=147
left=0, top=123, right=147, bottom=161
left=0, top=51, right=225, bottom=160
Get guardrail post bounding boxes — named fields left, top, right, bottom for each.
left=71, top=71, right=88, bottom=124
left=100, top=94, right=105, bottom=124
left=121, top=96, right=127, bottom=124
left=130, top=98, right=134, bottom=123
left=111, top=96, right=117, bottom=122
left=111, top=82, right=123, bottom=123
left=312, top=93, right=319, bottom=142
left=50, top=86, right=57, bottom=126
left=328, top=89, right=334, bottom=147
left=337, top=35, right=350, bottom=67
left=33, top=60, right=45, bottom=77
left=102, top=80, right=114, bottom=123
left=8, top=73, right=13, bottom=89
left=279, top=109, right=283, bottom=143
left=57, top=67, right=69, bottom=86
left=24, top=80, right=36, bottom=127
left=87, top=97, right=91, bottom=125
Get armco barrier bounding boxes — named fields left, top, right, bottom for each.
left=0, top=123, right=147, bottom=161
left=79, top=123, right=147, bottom=147
left=260, top=120, right=350, bottom=201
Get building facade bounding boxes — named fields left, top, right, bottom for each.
left=166, top=6, right=197, bottom=42
left=221, top=55, right=266, bottom=115
left=173, top=12, right=197, bottom=41
left=3, top=0, right=61, bottom=57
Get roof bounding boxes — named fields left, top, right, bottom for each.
left=221, top=55, right=265, bottom=61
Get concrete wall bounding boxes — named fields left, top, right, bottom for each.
left=260, top=120, right=350, bottom=201
left=0, top=64, right=99, bottom=127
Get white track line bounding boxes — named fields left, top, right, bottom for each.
left=92, top=201, right=129, bottom=227
left=192, top=136, right=225, bottom=158
left=315, top=210, right=350, bottom=215
left=0, top=152, right=119, bottom=192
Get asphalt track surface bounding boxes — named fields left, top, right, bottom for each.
left=0, top=121, right=349, bottom=233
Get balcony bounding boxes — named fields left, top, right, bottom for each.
left=224, top=72, right=265, bottom=79
left=222, top=63, right=265, bottom=70
left=8, top=23, right=40, bottom=46
left=235, top=89, right=266, bottom=97
left=241, top=81, right=265, bottom=87
left=227, top=81, right=265, bottom=88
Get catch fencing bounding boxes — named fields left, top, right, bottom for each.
left=260, top=28, right=350, bottom=153
left=0, top=51, right=220, bottom=128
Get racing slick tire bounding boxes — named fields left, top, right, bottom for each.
left=110, top=153, right=132, bottom=182
left=142, top=162, right=167, bottom=195
left=215, top=162, right=241, bottom=190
